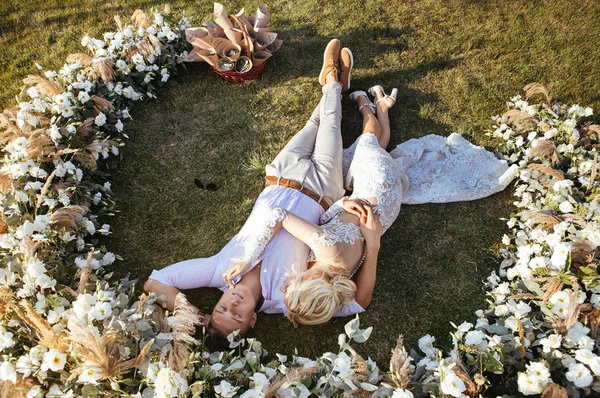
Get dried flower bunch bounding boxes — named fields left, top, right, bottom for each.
left=183, top=2, right=282, bottom=81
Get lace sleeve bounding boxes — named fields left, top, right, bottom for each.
left=241, top=208, right=287, bottom=264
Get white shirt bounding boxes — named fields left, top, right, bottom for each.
left=149, top=185, right=364, bottom=316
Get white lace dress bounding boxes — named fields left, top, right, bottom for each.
left=325, top=133, right=409, bottom=234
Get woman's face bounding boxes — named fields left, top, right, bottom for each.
left=211, top=284, right=257, bottom=335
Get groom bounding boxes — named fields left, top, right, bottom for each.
left=143, top=39, right=354, bottom=341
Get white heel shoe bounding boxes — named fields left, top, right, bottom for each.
left=368, top=85, right=398, bottom=108
left=349, top=91, right=376, bottom=113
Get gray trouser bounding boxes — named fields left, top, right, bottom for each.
left=265, top=82, right=345, bottom=207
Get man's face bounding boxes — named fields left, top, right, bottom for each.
left=211, top=284, right=257, bottom=335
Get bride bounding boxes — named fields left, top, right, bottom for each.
left=224, top=84, right=409, bottom=325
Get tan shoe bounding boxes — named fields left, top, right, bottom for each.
left=339, top=48, right=353, bottom=93
left=318, top=39, right=341, bottom=85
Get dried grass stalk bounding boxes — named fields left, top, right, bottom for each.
left=0, top=376, right=37, bottom=398
left=117, top=338, right=155, bottom=373
left=541, top=383, right=568, bottom=398
left=454, top=364, right=480, bottom=397
left=25, top=130, right=55, bottom=158
left=530, top=140, right=560, bottom=163
left=66, top=53, right=93, bottom=66
left=136, top=293, right=150, bottom=314
left=77, top=250, right=95, bottom=295
left=351, top=354, right=370, bottom=384
left=389, top=335, right=412, bottom=389
left=504, top=109, right=538, bottom=131
left=519, top=210, right=562, bottom=231
left=517, top=318, right=525, bottom=359
left=22, top=75, right=61, bottom=97
left=523, top=83, right=550, bottom=103
left=167, top=293, right=202, bottom=372
left=0, top=214, right=8, bottom=235
left=114, top=15, right=123, bottom=30
left=588, top=152, right=597, bottom=192
left=571, top=239, right=596, bottom=265
left=92, top=57, right=116, bottom=83
left=148, top=34, right=163, bottom=49
left=131, top=9, right=152, bottom=29
left=11, top=297, right=68, bottom=352
left=67, top=320, right=124, bottom=380
left=77, top=118, right=96, bottom=137
left=264, top=366, right=322, bottom=398
left=508, top=293, right=536, bottom=300
left=552, top=290, right=581, bottom=335
left=542, top=278, right=564, bottom=303
left=527, top=163, right=564, bottom=180
left=151, top=304, right=170, bottom=333
left=90, top=95, right=115, bottom=114
left=135, top=40, right=156, bottom=58
left=0, top=173, right=13, bottom=195
left=584, top=307, right=600, bottom=338
left=50, top=205, right=88, bottom=232
left=34, top=169, right=57, bottom=213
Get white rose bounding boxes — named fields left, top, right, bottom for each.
left=517, top=372, right=542, bottom=395
left=78, top=361, right=103, bottom=384
left=559, top=201, right=574, bottom=213
left=391, top=388, right=414, bottom=398
left=441, top=370, right=466, bottom=397
left=566, top=363, right=593, bottom=388
left=0, top=362, right=17, bottom=384
left=94, top=113, right=107, bottom=127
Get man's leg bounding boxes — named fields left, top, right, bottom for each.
left=308, top=80, right=345, bottom=205
left=265, top=101, right=322, bottom=178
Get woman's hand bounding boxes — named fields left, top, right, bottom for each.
left=359, top=205, right=382, bottom=250
left=223, top=261, right=251, bottom=286
left=343, top=198, right=370, bottom=218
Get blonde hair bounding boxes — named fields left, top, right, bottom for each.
left=284, top=262, right=356, bottom=325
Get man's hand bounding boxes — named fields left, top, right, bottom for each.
left=359, top=205, right=382, bottom=249
left=343, top=198, right=370, bottom=218
left=223, top=261, right=251, bottom=286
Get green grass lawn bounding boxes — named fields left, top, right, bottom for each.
left=2, top=0, right=600, bottom=365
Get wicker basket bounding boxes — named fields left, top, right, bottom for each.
left=209, top=14, right=268, bottom=83
left=210, top=61, right=266, bottom=83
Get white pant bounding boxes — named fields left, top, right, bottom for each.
left=265, top=82, right=345, bottom=207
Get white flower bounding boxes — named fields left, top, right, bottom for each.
left=517, top=371, right=543, bottom=395
left=214, top=380, right=238, bottom=397
left=154, top=367, right=188, bottom=398
left=550, top=243, right=570, bottom=270
left=249, top=372, right=269, bottom=393
left=0, top=361, right=16, bottom=384
left=391, top=388, right=414, bottom=398
left=42, top=349, right=67, bottom=372
left=78, top=91, right=90, bottom=103
left=539, top=334, right=562, bottom=353
left=94, top=113, right=107, bottom=127
left=102, top=252, right=116, bottom=265
left=464, top=330, right=486, bottom=347
left=418, top=334, right=436, bottom=357
left=0, top=326, right=15, bottom=351
left=115, top=119, right=124, bottom=132
left=116, top=59, right=127, bottom=70
left=566, top=363, right=593, bottom=388
left=441, top=370, right=466, bottom=397
left=549, top=291, right=570, bottom=319
left=90, top=302, right=112, bottom=321
left=78, top=361, right=103, bottom=384
left=559, top=200, right=574, bottom=213
left=526, top=362, right=550, bottom=387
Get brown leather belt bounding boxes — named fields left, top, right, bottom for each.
left=265, top=176, right=330, bottom=211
